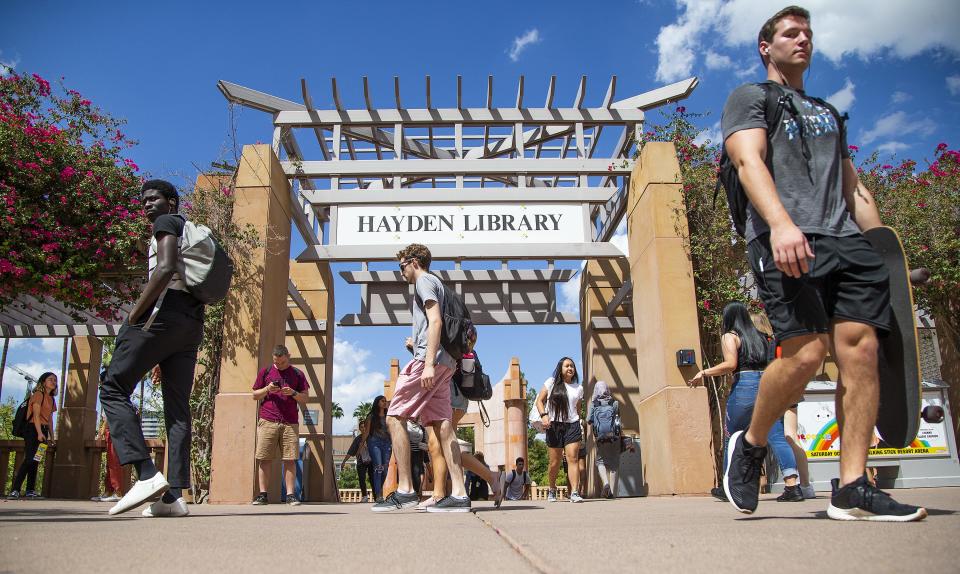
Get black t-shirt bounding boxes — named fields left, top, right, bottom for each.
left=149, top=214, right=204, bottom=320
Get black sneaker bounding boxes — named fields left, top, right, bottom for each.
left=827, top=475, right=927, bottom=522
left=723, top=430, right=767, bottom=514
left=426, top=495, right=471, bottom=513
left=251, top=493, right=268, bottom=505
left=371, top=491, right=419, bottom=513
left=710, top=487, right=728, bottom=502
left=776, top=485, right=804, bottom=502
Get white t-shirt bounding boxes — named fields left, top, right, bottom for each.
left=543, top=377, right=583, bottom=423
left=504, top=470, right=531, bottom=500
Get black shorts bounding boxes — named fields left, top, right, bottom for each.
left=748, top=233, right=890, bottom=342
left=545, top=421, right=583, bottom=448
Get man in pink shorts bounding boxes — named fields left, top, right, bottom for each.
left=372, top=243, right=470, bottom=513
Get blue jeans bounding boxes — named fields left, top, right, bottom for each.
left=724, top=371, right=799, bottom=479
left=367, top=435, right=392, bottom=499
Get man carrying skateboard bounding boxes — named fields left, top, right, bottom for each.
left=720, top=5, right=926, bottom=521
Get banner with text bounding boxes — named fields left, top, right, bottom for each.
left=798, top=396, right=949, bottom=459
left=335, top=204, right=586, bottom=246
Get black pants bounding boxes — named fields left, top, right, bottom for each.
left=357, top=462, right=374, bottom=497
left=410, top=450, right=425, bottom=494
left=12, top=424, right=48, bottom=493
left=100, top=308, right=203, bottom=488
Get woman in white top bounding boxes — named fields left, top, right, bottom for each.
left=535, top=357, right=585, bottom=503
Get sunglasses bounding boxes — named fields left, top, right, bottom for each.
left=399, top=259, right=414, bottom=271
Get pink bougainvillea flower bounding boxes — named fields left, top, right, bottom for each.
left=60, top=166, right=76, bottom=180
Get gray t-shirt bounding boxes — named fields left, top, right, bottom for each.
left=412, top=273, right=457, bottom=369
left=721, top=83, right=859, bottom=243
left=504, top=469, right=530, bottom=500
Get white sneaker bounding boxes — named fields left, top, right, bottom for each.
left=416, top=496, right=439, bottom=512
left=570, top=491, right=584, bottom=503
left=109, top=473, right=169, bottom=516
left=800, top=484, right=816, bottom=499
left=101, top=493, right=121, bottom=502
left=547, top=489, right=557, bottom=502
left=142, top=497, right=189, bottom=517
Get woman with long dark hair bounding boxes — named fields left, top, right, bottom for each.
left=365, top=395, right=392, bottom=503
left=688, top=302, right=803, bottom=503
left=8, top=372, right=58, bottom=499
left=535, top=357, right=585, bottom=503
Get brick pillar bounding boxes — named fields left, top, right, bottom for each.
left=384, top=359, right=400, bottom=400
left=501, top=358, right=528, bottom=473
left=581, top=258, right=638, bottom=497
left=50, top=336, right=102, bottom=498
left=627, top=142, right=715, bottom=495
left=208, top=144, right=291, bottom=504
left=286, top=260, right=336, bottom=502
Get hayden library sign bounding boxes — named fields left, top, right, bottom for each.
left=340, top=204, right=584, bottom=245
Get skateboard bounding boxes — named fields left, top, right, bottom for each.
left=864, top=226, right=922, bottom=448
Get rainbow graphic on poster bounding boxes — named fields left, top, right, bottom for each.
left=805, top=418, right=947, bottom=458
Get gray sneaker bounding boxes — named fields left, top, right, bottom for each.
left=547, top=489, right=557, bottom=502
left=426, top=496, right=471, bottom=513
left=372, top=491, right=419, bottom=513
left=286, top=495, right=301, bottom=506
left=570, top=491, right=584, bottom=503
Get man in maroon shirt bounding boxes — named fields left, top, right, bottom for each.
left=251, top=345, right=309, bottom=505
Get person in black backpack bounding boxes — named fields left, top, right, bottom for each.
left=719, top=6, right=924, bottom=522
left=8, top=372, right=57, bottom=499
left=99, top=179, right=205, bottom=517
left=372, top=243, right=469, bottom=513
left=503, top=457, right=531, bottom=501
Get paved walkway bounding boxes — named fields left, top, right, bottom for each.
left=1, top=488, right=958, bottom=573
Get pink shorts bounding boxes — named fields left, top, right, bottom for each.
left=386, top=359, right=455, bottom=425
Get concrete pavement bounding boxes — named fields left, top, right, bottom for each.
left=1, top=488, right=958, bottom=573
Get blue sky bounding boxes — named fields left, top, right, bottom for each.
left=2, top=0, right=959, bottom=434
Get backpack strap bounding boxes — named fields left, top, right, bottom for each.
left=143, top=214, right=188, bottom=331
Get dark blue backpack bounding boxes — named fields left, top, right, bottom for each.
left=592, top=398, right=621, bottom=443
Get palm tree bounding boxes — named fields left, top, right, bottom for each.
left=353, top=401, right=372, bottom=423
left=331, top=402, right=344, bottom=419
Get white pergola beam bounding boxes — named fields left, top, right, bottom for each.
left=305, top=187, right=618, bottom=205
left=274, top=107, right=644, bottom=127
left=297, top=242, right=625, bottom=262
left=284, top=158, right=632, bottom=178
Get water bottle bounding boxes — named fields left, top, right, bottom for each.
left=34, top=442, right=48, bottom=463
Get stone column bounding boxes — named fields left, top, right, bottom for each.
left=50, top=336, right=102, bottom=498
left=208, top=144, right=292, bottom=504
left=501, top=358, right=528, bottom=473
left=581, top=258, right=638, bottom=497
left=286, top=260, right=336, bottom=502
left=626, top=142, right=715, bottom=495
left=383, top=359, right=400, bottom=400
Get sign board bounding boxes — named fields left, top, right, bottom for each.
left=302, top=409, right=319, bottom=425
left=335, top=203, right=586, bottom=246
left=798, top=395, right=949, bottom=459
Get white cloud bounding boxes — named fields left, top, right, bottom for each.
left=947, top=75, right=960, bottom=97
left=0, top=50, right=19, bottom=77
left=694, top=121, right=723, bottom=146
left=891, top=91, right=911, bottom=104
left=557, top=270, right=582, bottom=314
left=734, top=62, right=759, bottom=79
left=827, top=78, right=855, bottom=114
left=655, top=1, right=960, bottom=84
left=3, top=361, right=60, bottom=403
left=705, top=50, right=733, bottom=70
left=655, top=0, right=722, bottom=82
left=876, top=141, right=910, bottom=155
left=331, top=339, right=388, bottom=435
left=7, top=338, right=66, bottom=355
left=508, top=29, right=541, bottom=62
left=860, top=111, right=936, bottom=145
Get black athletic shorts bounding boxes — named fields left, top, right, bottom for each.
left=747, top=233, right=890, bottom=342
left=545, top=421, right=583, bottom=448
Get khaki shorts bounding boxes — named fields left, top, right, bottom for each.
left=255, top=418, right=300, bottom=460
